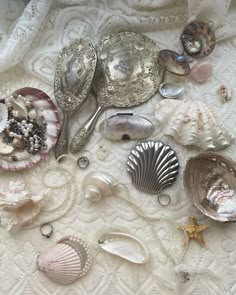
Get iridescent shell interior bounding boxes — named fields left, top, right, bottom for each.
left=181, top=20, right=215, bottom=58
left=184, top=152, right=236, bottom=222
left=158, top=50, right=190, bottom=76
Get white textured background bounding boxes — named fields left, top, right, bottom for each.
left=0, top=0, right=236, bottom=294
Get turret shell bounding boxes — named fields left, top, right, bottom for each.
left=82, top=171, right=116, bottom=202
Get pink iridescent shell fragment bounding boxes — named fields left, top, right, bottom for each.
left=0, top=87, right=60, bottom=171
left=184, top=152, right=236, bottom=222
left=37, top=236, right=92, bottom=285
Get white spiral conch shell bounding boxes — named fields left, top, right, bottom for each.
left=81, top=171, right=117, bottom=202
left=37, top=236, right=92, bottom=285
left=0, top=179, right=48, bottom=231
left=155, top=99, right=234, bottom=151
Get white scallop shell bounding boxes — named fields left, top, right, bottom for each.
left=0, top=88, right=60, bottom=171
left=98, top=232, right=149, bottom=264
left=127, top=140, right=179, bottom=194
left=37, top=236, right=92, bottom=285
left=82, top=171, right=116, bottom=202
left=0, top=103, right=8, bottom=133
left=155, top=99, right=234, bottom=151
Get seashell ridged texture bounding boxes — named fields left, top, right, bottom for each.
left=181, top=20, right=215, bottom=58
left=37, top=236, right=92, bottom=285
left=127, top=140, right=179, bottom=194
left=99, top=113, right=154, bottom=141
left=155, top=99, right=234, bottom=151
left=184, top=152, right=236, bottom=222
left=82, top=171, right=116, bottom=202
left=98, top=232, right=149, bottom=264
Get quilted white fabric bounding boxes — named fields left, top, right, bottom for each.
left=0, top=0, right=236, bottom=294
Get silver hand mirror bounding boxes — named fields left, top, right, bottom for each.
left=54, top=39, right=97, bottom=159
left=70, top=32, right=163, bottom=153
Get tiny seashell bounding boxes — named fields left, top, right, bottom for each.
left=159, top=50, right=190, bottom=76
left=0, top=103, right=8, bottom=133
left=37, top=236, right=92, bottom=285
left=181, top=20, right=215, bottom=58
left=13, top=138, right=26, bottom=150
left=98, top=232, right=149, bottom=264
left=82, top=171, right=116, bottom=202
left=184, top=152, right=236, bottom=222
left=218, top=85, right=232, bottom=103
left=96, top=141, right=110, bottom=161
left=155, top=99, right=234, bottom=151
left=0, top=138, right=14, bottom=155
left=159, top=83, right=184, bottom=99
left=5, top=95, right=28, bottom=118
left=127, top=140, right=179, bottom=195
left=28, top=109, right=37, bottom=120
left=190, top=61, right=212, bottom=83
left=99, top=113, right=154, bottom=141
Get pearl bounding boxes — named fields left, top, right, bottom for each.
left=9, top=132, right=14, bottom=137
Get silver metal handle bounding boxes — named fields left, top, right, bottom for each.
left=55, top=113, right=69, bottom=159
left=70, top=106, right=103, bottom=153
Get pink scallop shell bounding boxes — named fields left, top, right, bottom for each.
left=0, top=87, right=60, bottom=171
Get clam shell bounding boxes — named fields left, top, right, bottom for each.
left=0, top=103, right=8, bottom=133
left=127, top=140, right=179, bottom=194
left=181, top=20, right=215, bottom=58
left=184, top=152, right=236, bottom=222
left=99, top=113, right=154, bottom=141
left=37, top=236, right=92, bottom=285
left=155, top=99, right=234, bottom=151
left=159, top=83, right=184, bottom=99
left=98, top=232, right=149, bottom=264
left=158, top=50, right=190, bottom=76
left=5, top=95, right=28, bottom=118
left=0, top=88, right=60, bottom=171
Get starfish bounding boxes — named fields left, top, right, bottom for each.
left=178, top=216, right=209, bottom=247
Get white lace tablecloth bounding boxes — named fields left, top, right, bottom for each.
left=0, top=1, right=236, bottom=294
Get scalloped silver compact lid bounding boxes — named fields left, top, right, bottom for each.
left=126, top=140, right=179, bottom=205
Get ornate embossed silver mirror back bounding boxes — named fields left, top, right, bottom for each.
left=54, top=39, right=97, bottom=158
left=127, top=140, right=179, bottom=206
left=184, top=152, right=236, bottom=222
left=70, top=32, right=163, bottom=153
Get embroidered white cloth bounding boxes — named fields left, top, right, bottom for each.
left=0, top=0, right=236, bottom=294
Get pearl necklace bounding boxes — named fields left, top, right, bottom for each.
left=114, top=183, right=189, bottom=265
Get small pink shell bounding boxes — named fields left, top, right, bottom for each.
left=0, top=88, right=60, bottom=171
left=37, top=236, right=92, bottom=285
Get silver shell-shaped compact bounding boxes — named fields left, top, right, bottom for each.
left=127, top=140, right=179, bottom=206
left=184, top=152, right=236, bottom=222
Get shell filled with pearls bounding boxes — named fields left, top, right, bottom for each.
left=82, top=171, right=117, bottom=202
left=37, top=236, right=92, bottom=285
left=184, top=152, right=236, bottom=222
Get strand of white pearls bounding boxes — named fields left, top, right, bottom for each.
left=114, top=183, right=189, bottom=265
left=24, top=154, right=77, bottom=228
